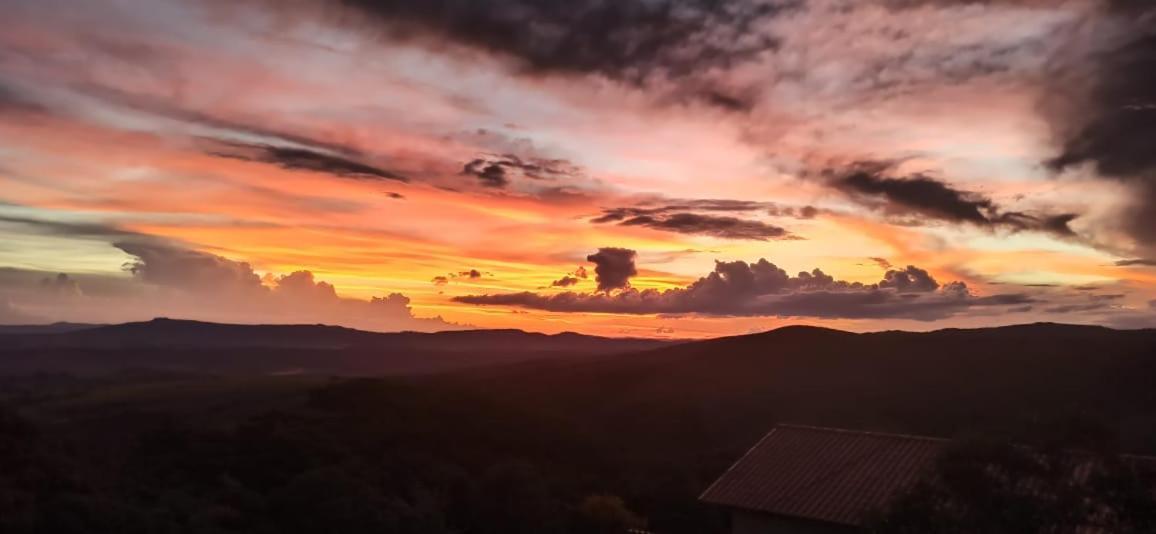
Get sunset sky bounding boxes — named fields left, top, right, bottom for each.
left=1, top=0, right=1154, bottom=337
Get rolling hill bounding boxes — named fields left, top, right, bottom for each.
left=0, top=318, right=674, bottom=376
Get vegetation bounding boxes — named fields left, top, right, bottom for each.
left=877, top=437, right=1156, bottom=533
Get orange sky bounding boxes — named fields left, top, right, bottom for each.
left=1, top=0, right=1154, bottom=337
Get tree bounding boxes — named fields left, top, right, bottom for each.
left=875, top=440, right=1156, bottom=533
left=575, top=494, right=646, bottom=534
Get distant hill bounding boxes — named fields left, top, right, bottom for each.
left=445, top=322, right=1156, bottom=454
left=0, top=318, right=674, bottom=376
left=0, top=322, right=104, bottom=335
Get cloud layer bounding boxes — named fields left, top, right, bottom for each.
left=1, top=240, right=461, bottom=332
left=456, top=250, right=1035, bottom=321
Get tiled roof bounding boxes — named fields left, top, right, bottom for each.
left=699, top=425, right=945, bottom=527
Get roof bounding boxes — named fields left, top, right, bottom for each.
left=699, top=425, right=946, bottom=527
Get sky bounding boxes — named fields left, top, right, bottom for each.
left=1, top=0, right=1154, bottom=338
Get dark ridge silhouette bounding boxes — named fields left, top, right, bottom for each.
left=443, top=322, right=1156, bottom=453
left=1, top=322, right=1155, bottom=534
left=0, top=318, right=675, bottom=376
left=0, top=322, right=104, bottom=335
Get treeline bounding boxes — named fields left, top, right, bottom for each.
left=0, top=379, right=720, bottom=534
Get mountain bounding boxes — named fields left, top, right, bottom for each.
left=0, top=318, right=674, bottom=376
left=444, top=323, right=1156, bottom=453
left=0, top=322, right=104, bottom=335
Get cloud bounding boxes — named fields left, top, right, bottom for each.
left=825, top=161, right=1079, bottom=237
left=1043, top=1, right=1156, bottom=253
left=0, top=242, right=463, bottom=331
left=330, top=0, right=792, bottom=106
left=462, top=154, right=582, bottom=188
left=586, top=248, right=638, bottom=293
left=39, top=273, right=83, bottom=298
left=878, top=265, right=939, bottom=293
left=869, top=257, right=894, bottom=270
left=116, top=241, right=266, bottom=295
left=591, top=198, right=811, bottom=240
left=619, top=212, right=792, bottom=240
left=1115, top=258, right=1156, bottom=267
left=0, top=211, right=139, bottom=241
left=0, top=81, right=49, bottom=115
left=551, top=275, right=580, bottom=288
left=455, top=257, right=1035, bottom=321
left=206, top=140, right=408, bottom=182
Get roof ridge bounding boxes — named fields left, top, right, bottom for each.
left=774, top=423, right=949, bottom=443
left=698, top=427, right=782, bottom=502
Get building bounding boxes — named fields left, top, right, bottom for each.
left=701, top=424, right=1156, bottom=534
left=699, top=425, right=947, bottom=534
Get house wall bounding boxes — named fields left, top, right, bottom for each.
left=731, top=510, right=860, bottom=534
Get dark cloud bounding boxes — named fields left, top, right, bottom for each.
left=433, top=269, right=487, bottom=285
left=386, top=192, right=406, bottom=200
left=825, top=161, right=1079, bottom=237
left=574, top=266, right=588, bottom=279
left=878, top=265, right=939, bottom=293
left=463, top=159, right=509, bottom=188
left=586, top=248, right=638, bottom=293
left=1115, top=258, right=1156, bottom=267
left=462, top=154, right=581, bottom=188
left=551, top=275, right=580, bottom=288
left=591, top=198, right=812, bottom=240
left=869, top=257, right=894, bottom=270
left=333, top=0, right=794, bottom=107
left=1043, top=2, right=1156, bottom=252
left=206, top=140, right=407, bottom=182
left=620, top=212, right=792, bottom=240
left=455, top=258, right=1034, bottom=321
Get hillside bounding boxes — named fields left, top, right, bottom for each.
left=2, top=322, right=1155, bottom=534
left=443, top=323, right=1156, bottom=454
left=0, top=318, right=673, bottom=376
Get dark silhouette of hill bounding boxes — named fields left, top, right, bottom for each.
left=0, top=318, right=673, bottom=376
left=2, top=322, right=1155, bottom=534
left=444, top=322, right=1156, bottom=454
left=0, top=322, right=103, bottom=335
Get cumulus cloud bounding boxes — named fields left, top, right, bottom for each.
left=1, top=242, right=462, bottom=332
left=824, top=161, right=1080, bottom=237
left=116, top=241, right=266, bottom=295
left=456, top=257, right=1034, bottom=321
left=586, top=248, right=638, bottom=293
